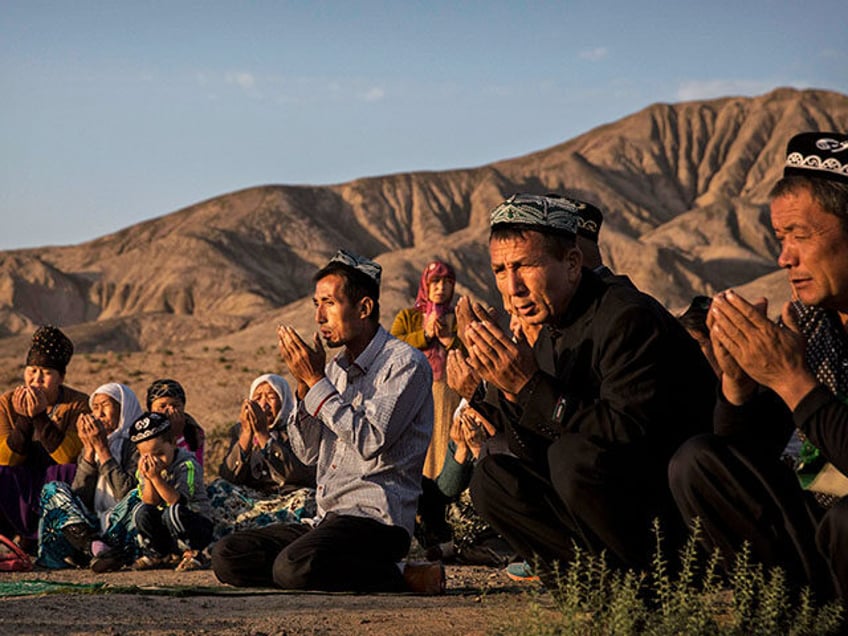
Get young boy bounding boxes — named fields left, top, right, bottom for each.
left=129, top=412, right=212, bottom=571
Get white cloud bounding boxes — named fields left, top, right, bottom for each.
left=361, top=87, right=385, bottom=102
left=579, top=47, right=609, bottom=62
left=225, top=71, right=256, bottom=90
left=676, top=79, right=777, bottom=101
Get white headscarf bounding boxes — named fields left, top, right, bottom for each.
left=248, top=374, right=293, bottom=429
left=89, top=383, right=143, bottom=526
left=90, top=382, right=143, bottom=460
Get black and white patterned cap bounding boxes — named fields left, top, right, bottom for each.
left=26, top=325, right=74, bottom=374
left=784, top=132, right=848, bottom=184
left=327, top=249, right=382, bottom=287
left=490, top=194, right=582, bottom=235
left=129, top=411, right=172, bottom=444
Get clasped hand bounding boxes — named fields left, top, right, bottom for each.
left=709, top=290, right=816, bottom=408
left=456, top=297, right=537, bottom=397
left=277, top=325, right=326, bottom=391
left=12, top=385, right=47, bottom=418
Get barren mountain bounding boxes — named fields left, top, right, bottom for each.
left=1, top=87, right=846, bottom=431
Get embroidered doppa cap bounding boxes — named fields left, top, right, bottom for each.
left=490, top=194, right=582, bottom=235
left=129, top=411, right=172, bottom=444
left=26, top=325, right=74, bottom=375
left=545, top=193, right=604, bottom=242
left=783, top=132, right=848, bottom=184
left=327, top=249, right=382, bottom=287
left=146, top=378, right=186, bottom=410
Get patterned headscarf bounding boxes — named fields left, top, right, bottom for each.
left=146, top=378, right=186, bottom=410
left=249, top=374, right=294, bottom=429
left=414, top=260, right=456, bottom=381
left=90, top=382, right=144, bottom=459
left=26, top=325, right=74, bottom=375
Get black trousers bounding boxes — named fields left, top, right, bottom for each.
left=134, top=503, right=213, bottom=557
left=211, top=513, right=410, bottom=592
left=470, top=433, right=682, bottom=579
left=668, top=433, right=839, bottom=599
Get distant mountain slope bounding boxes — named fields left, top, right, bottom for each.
left=1, top=87, right=846, bottom=354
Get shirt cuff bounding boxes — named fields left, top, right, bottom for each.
left=302, top=377, right=337, bottom=417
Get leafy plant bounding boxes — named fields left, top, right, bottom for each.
left=492, top=519, right=843, bottom=635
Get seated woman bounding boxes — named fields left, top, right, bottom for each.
left=145, top=379, right=205, bottom=465
left=208, top=374, right=316, bottom=539
left=0, top=326, right=89, bottom=553
left=37, top=383, right=143, bottom=569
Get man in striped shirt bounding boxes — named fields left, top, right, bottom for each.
left=212, top=250, right=435, bottom=592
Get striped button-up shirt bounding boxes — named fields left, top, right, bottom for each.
left=288, top=325, right=433, bottom=537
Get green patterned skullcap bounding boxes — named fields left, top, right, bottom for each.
left=490, top=193, right=581, bottom=235
left=327, top=249, right=382, bottom=287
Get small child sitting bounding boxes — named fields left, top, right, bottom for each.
left=129, top=412, right=213, bottom=570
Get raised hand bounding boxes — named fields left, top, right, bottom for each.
left=710, top=290, right=816, bottom=409
left=446, top=350, right=482, bottom=400
left=464, top=318, right=537, bottom=398
left=460, top=406, right=495, bottom=460
left=277, top=325, right=326, bottom=388
left=12, top=386, right=47, bottom=418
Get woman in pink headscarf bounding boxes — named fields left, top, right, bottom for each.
left=392, top=260, right=463, bottom=482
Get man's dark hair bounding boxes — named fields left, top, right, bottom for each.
left=769, top=175, right=848, bottom=232
left=313, top=263, right=381, bottom=322
left=489, top=224, right=577, bottom=261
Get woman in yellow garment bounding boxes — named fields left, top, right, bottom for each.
left=0, top=326, right=89, bottom=552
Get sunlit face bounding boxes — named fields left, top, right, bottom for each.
left=24, top=366, right=63, bottom=404
left=150, top=396, right=185, bottom=415
left=427, top=276, right=455, bottom=305
left=91, top=393, right=121, bottom=434
left=489, top=232, right=582, bottom=326
left=772, top=188, right=848, bottom=312
left=135, top=436, right=176, bottom=467
left=251, top=381, right=282, bottom=421
left=313, top=274, right=368, bottom=349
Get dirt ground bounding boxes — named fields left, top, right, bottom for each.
left=0, top=564, right=545, bottom=635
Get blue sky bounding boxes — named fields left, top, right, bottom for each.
left=2, top=1, right=846, bottom=250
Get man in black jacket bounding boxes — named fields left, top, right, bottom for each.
left=462, top=193, right=716, bottom=580
left=669, top=132, right=848, bottom=600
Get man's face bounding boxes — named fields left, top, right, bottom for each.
left=313, top=273, right=365, bottom=348
left=489, top=232, right=582, bottom=326
left=771, top=188, right=848, bottom=312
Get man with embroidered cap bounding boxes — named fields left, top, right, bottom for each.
left=459, top=193, right=715, bottom=582
left=0, top=326, right=89, bottom=551
left=669, top=132, right=848, bottom=601
left=212, top=249, right=441, bottom=593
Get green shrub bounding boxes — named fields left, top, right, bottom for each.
left=494, top=518, right=843, bottom=635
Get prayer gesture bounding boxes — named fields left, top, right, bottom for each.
left=139, top=453, right=165, bottom=481
left=277, top=325, right=326, bottom=391
left=459, top=406, right=495, bottom=460
left=464, top=316, right=538, bottom=399
left=238, top=399, right=270, bottom=450
left=455, top=296, right=498, bottom=348
left=12, top=385, right=47, bottom=418
left=710, top=290, right=816, bottom=409
left=446, top=350, right=481, bottom=400
left=76, top=413, right=110, bottom=462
